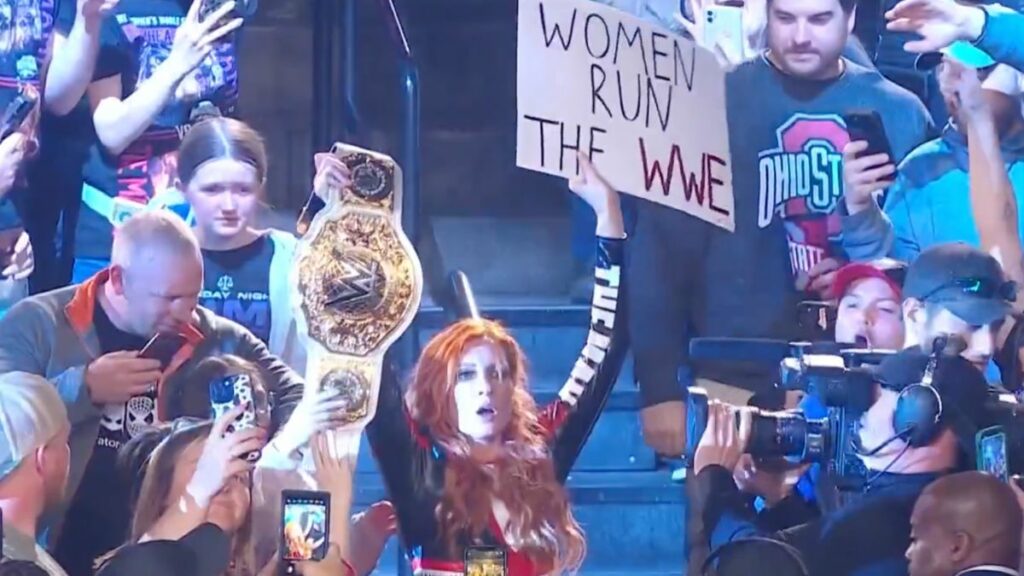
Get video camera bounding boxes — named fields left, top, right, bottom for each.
left=686, top=337, right=1024, bottom=489
left=685, top=339, right=890, bottom=490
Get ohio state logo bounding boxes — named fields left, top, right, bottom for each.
left=757, top=114, right=851, bottom=274
left=757, top=114, right=850, bottom=228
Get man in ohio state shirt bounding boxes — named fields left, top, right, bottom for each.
left=629, top=0, right=932, bottom=407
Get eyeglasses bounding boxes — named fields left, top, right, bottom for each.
left=919, top=277, right=1018, bottom=303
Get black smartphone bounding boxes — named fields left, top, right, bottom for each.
left=843, top=110, right=894, bottom=160
left=797, top=301, right=837, bottom=341
left=209, top=374, right=261, bottom=460
left=280, top=490, right=331, bottom=573
left=977, top=425, right=1010, bottom=482
left=465, top=546, right=508, bottom=576
left=139, top=333, right=188, bottom=371
left=0, top=86, right=37, bottom=140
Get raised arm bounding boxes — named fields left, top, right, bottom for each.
left=44, top=0, right=117, bottom=116
left=542, top=154, right=629, bottom=481
left=957, top=62, right=1024, bottom=290
left=364, top=359, right=426, bottom=535
left=89, top=1, right=241, bottom=156
left=886, top=0, right=1024, bottom=72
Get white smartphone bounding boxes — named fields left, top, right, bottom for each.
left=702, top=5, right=745, bottom=59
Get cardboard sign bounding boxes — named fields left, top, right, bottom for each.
left=516, top=0, right=735, bottom=231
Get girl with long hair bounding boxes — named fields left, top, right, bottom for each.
left=101, top=410, right=266, bottom=575
left=175, top=113, right=306, bottom=370
left=366, top=154, right=628, bottom=575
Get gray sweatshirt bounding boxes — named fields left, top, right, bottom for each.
left=631, top=54, right=931, bottom=394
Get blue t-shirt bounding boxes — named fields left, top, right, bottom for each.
left=74, top=0, right=240, bottom=260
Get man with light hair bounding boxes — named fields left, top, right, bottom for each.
left=0, top=372, right=71, bottom=576
left=0, top=210, right=305, bottom=574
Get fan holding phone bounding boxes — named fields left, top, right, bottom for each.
left=97, top=407, right=268, bottom=575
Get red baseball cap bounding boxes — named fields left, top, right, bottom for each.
left=830, top=262, right=905, bottom=301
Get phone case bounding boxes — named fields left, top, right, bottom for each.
left=209, top=374, right=257, bottom=433
left=702, top=6, right=745, bottom=59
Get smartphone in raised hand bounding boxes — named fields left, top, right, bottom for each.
left=280, top=490, right=331, bottom=574
left=702, top=5, right=745, bottom=60
left=209, top=374, right=260, bottom=461
left=977, top=425, right=1010, bottom=483
left=843, top=110, right=894, bottom=161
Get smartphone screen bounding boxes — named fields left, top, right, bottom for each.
left=281, top=490, right=331, bottom=571
left=843, top=110, right=894, bottom=160
left=464, top=546, right=507, bottom=576
left=139, top=333, right=187, bottom=371
left=977, top=426, right=1009, bottom=482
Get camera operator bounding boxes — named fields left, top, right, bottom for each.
left=906, top=471, right=1023, bottom=576
left=692, top=347, right=990, bottom=576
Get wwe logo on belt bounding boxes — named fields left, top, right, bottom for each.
left=325, top=258, right=382, bottom=307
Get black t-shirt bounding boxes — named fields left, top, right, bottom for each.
left=200, top=234, right=274, bottom=344
left=0, top=0, right=64, bottom=231
left=73, top=0, right=239, bottom=260
left=53, top=298, right=154, bottom=576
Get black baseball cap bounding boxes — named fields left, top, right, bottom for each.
left=95, top=523, right=230, bottom=576
left=903, top=243, right=1015, bottom=326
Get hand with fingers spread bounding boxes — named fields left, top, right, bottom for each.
left=693, top=401, right=752, bottom=475
left=312, top=432, right=354, bottom=510
left=568, top=152, right=625, bottom=239
left=676, top=0, right=763, bottom=71
left=842, top=140, right=896, bottom=215
left=273, top=387, right=358, bottom=456
left=885, top=0, right=988, bottom=53
left=2, top=231, right=33, bottom=281
left=84, top=351, right=164, bottom=405
left=312, top=152, right=353, bottom=203
left=164, top=0, right=243, bottom=83
left=186, top=403, right=268, bottom=508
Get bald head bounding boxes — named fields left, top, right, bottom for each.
left=105, top=211, right=204, bottom=337
left=111, top=210, right=201, bottom=269
left=907, top=472, right=1023, bottom=576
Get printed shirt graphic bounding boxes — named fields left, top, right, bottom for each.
left=0, top=0, right=57, bottom=131
left=97, top=391, right=158, bottom=451
left=200, top=235, right=274, bottom=344
left=75, top=0, right=239, bottom=260
left=757, top=113, right=850, bottom=276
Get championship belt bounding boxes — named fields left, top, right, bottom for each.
left=291, top=144, right=423, bottom=456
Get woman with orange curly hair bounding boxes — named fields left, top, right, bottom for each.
left=366, top=154, right=628, bottom=575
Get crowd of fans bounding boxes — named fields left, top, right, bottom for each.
left=1, top=0, right=1024, bottom=575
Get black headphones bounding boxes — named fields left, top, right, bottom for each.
left=891, top=337, right=947, bottom=447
